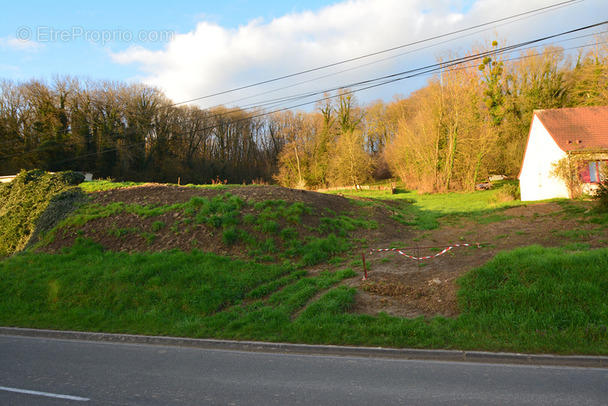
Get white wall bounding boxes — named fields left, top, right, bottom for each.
left=519, top=115, right=570, bottom=201
left=0, top=175, right=16, bottom=183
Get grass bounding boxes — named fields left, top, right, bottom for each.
left=107, top=227, right=139, bottom=238
left=79, top=180, right=145, bottom=192
left=327, top=181, right=525, bottom=230
left=455, top=245, right=608, bottom=354
left=292, top=245, right=608, bottom=353
left=0, top=239, right=351, bottom=338
left=80, top=180, right=240, bottom=193
left=1, top=240, right=607, bottom=354
left=151, top=221, right=165, bottom=232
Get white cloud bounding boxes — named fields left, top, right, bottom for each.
left=109, top=0, right=607, bottom=108
left=0, top=64, right=22, bottom=75
left=0, top=37, right=43, bottom=52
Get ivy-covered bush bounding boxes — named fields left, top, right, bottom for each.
left=0, top=170, right=86, bottom=257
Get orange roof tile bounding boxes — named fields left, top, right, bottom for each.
left=535, top=106, right=608, bottom=152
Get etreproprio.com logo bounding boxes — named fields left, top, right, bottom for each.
left=16, top=26, right=174, bottom=45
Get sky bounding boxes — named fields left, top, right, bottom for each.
left=1, top=0, right=606, bottom=110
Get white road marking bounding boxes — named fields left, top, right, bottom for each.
left=0, top=385, right=89, bottom=401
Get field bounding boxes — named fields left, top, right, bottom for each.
left=1, top=176, right=608, bottom=355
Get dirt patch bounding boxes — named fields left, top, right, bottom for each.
left=354, top=201, right=608, bottom=318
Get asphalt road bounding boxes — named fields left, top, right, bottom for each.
left=1, top=334, right=607, bottom=405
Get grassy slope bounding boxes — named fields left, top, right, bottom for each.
left=1, top=180, right=607, bottom=354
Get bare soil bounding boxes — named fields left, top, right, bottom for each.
left=42, top=184, right=409, bottom=257
left=41, top=184, right=608, bottom=319
left=355, top=202, right=608, bottom=318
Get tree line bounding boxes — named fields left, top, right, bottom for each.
left=1, top=32, right=607, bottom=190
left=276, top=33, right=608, bottom=192
left=0, top=78, right=283, bottom=184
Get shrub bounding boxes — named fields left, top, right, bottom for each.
left=57, top=171, right=86, bottom=186
left=491, top=183, right=520, bottom=204
left=26, top=188, right=88, bottom=249
left=593, top=183, right=608, bottom=212
left=0, top=170, right=87, bottom=256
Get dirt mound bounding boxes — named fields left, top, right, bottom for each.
left=42, top=183, right=411, bottom=259
left=91, top=184, right=353, bottom=213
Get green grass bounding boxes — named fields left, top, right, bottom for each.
left=552, top=228, right=598, bottom=241
left=79, top=180, right=237, bottom=193
left=4, top=178, right=608, bottom=354
left=151, top=221, right=165, bottom=232
left=327, top=182, right=525, bottom=230
left=79, top=180, right=145, bottom=192
left=0, top=239, right=350, bottom=338
left=455, top=245, right=608, bottom=354
left=107, top=227, right=139, bottom=238
left=1, top=241, right=607, bottom=354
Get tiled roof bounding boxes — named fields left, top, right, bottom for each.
left=535, top=106, right=608, bottom=152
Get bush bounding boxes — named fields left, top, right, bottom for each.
left=25, top=188, right=88, bottom=250
left=57, top=171, right=86, bottom=186
left=0, top=170, right=86, bottom=256
left=593, top=183, right=608, bottom=212
left=489, top=183, right=520, bottom=205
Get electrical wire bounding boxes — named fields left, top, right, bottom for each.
left=0, top=14, right=605, bottom=172
left=0, top=0, right=587, bottom=149
left=12, top=21, right=604, bottom=171
left=167, top=0, right=582, bottom=107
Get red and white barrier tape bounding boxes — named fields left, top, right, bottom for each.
left=368, top=243, right=481, bottom=260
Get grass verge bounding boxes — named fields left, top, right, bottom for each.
left=1, top=241, right=607, bottom=354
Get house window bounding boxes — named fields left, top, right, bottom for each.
left=589, top=162, right=600, bottom=183
left=585, top=161, right=606, bottom=183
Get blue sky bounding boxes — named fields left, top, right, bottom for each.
left=1, top=0, right=606, bottom=109
left=0, top=1, right=337, bottom=81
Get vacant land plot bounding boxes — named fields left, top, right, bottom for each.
left=2, top=178, right=607, bottom=354
left=36, top=183, right=608, bottom=319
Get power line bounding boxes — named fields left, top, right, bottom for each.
left=3, top=22, right=606, bottom=168
left=0, top=0, right=585, bottom=148
left=167, top=0, right=582, bottom=107
left=7, top=19, right=602, bottom=172
left=198, top=20, right=608, bottom=118
left=214, top=0, right=585, bottom=110
left=1, top=18, right=605, bottom=171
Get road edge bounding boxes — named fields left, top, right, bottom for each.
left=1, top=326, right=606, bottom=368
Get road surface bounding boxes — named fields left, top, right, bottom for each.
left=0, top=334, right=606, bottom=405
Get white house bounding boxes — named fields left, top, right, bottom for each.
left=519, top=106, right=608, bottom=201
